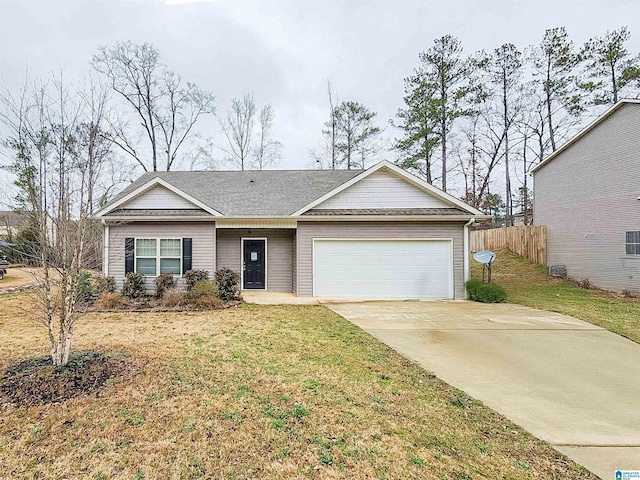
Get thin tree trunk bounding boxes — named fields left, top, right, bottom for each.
left=423, top=110, right=432, bottom=183
left=545, top=85, right=556, bottom=151
left=440, top=82, right=447, bottom=192
left=503, top=78, right=511, bottom=226
left=611, top=63, right=618, bottom=103
left=523, top=134, right=529, bottom=225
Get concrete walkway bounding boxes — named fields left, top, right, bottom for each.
left=241, top=291, right=320, bottom=305
left=326, top=300, right=640, bottom=479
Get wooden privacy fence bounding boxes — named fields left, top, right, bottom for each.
left=470, top=225, right=547, bottom=265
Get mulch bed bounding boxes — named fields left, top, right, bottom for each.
left=92, top=298, right=243, bottom=313
left=0, top=351, right=138, bottom=407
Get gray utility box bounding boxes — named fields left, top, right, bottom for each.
left=548, top=264, right=567, bottom=278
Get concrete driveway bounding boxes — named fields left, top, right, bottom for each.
left=326, top=301, right=640, bottom=479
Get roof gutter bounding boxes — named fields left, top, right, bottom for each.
left=97, top=214, right=491, bottom=222
left=95, top=216, right=219, bottom=222
left=298, top=215, right=490, bottom=221
left=463, top=218, right=475, bottom=298
left=101, top=220, right=109, bottom=276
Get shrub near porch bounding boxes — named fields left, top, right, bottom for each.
left=0, top=293, right=596, bottom=479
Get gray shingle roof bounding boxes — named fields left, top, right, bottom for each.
left=0, top=211, right=30, bottom=228
left=107, top=170, right=362, bottom=216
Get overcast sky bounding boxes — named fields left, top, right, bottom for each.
left=1, top=0, right=639, bottom=181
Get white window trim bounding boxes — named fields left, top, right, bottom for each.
left=240, top=237, right=268, bottom=290
left=134, top=237, right=183, bottom=277
left=626, top=231, right=640, bottom=255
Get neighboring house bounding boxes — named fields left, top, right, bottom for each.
left=0, top=210, right=29, bottom=238
left=94, top=160, right=486, bottom=299
left=532, top=99, right=640, bottom=292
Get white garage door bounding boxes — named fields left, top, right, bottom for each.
left=313, top=239, right=453, bottom=299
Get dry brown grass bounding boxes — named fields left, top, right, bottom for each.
left=0, top=292, right=596, bottom=479
left=95, top=292, right=126, bottom=310
left=0, top=267, right=60, bottom=290
left=161, top=289, right=188, bottom=308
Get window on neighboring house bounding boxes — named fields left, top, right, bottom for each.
left=626, top=231, right=640, bottom=255
left=135, top=238, right=182, bottom=275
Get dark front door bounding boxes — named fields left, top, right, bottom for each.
left=243, top=239, right=266, bottom=289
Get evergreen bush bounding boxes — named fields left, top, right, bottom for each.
left=215, top=268, right=240, bottom=302
left=465, top=279, right=506, bottom=303
left=122, top=272, right=146, bottom=299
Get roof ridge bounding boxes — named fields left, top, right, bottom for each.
left=143, top=169, right=365, bottom=174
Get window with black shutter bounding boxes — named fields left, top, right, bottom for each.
left=126, top=237, right=188, bottom=276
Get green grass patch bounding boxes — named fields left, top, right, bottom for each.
left=473, top=250, right=640, bottom=343
left=0, top=294, right=597, bottom=479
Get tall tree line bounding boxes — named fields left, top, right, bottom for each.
left=393, top=26, right=640, bottom=225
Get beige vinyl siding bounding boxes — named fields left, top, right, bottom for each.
left=123, top=186, right=198, bottom=210
left=108, top=222, right=216, bottom=291
left=315, top=169, right=450, bottom=210
left=534, top=102, right=640, bottom=292
left=296, top=221, right=466, bottom=298
left=216, top=229, right=294, bottom=291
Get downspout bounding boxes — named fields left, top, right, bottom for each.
left=463, top=218, right=475, bottom=298
left=102, top=220, right=109, bottom=276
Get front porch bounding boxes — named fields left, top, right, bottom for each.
left=215, top=227, right=296, bottom=293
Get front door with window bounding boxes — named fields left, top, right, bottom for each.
left=243, top=239, right=266, bottom=289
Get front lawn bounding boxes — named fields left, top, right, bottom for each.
left=472, top=251, right=640, bottom=344
left=0, top=267, right=59, bottom=290
left=0, top=292, right=595, bottom=479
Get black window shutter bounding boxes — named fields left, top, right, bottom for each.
left=183, top=238, right=192, bottom=273
left=125, top=237, right=135, bottom=274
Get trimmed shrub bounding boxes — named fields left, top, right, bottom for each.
left=94, top=276, right=116, bottom=294
left=215, top=268, right=240, bottom=302
left=95, top=291, right=125, bottom=310
left=189, top=280, right=223, bottom=309
left=122, top=272, right=146, bottom=299
left=162, top=289, right=188, bottom=308
left=465, top=279, right=506, bottom=303
left=155, top=273, right=177, bottom=298
left=184, top=269, right=209, bottom=292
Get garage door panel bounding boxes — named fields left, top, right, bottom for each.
left=313, top=239, right=452, bottom=299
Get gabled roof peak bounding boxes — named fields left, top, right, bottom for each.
left=95, top=160, right=485, bottom=219
left=532, top=99, right=640, bottom=174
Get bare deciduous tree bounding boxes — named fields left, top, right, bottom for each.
left=92, top=41, right=215, bottom=172
left=219, top=94, right=256, bottom=171
left=323, top=79, right=339, bottom=169
left=219, top=94, right=282, bottom=171
left=0, top=74, right=113, bottom=366
left=253, top=105, right=281, bottom=170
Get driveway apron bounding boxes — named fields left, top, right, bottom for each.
left=325, top=301, right=640, bottom=479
